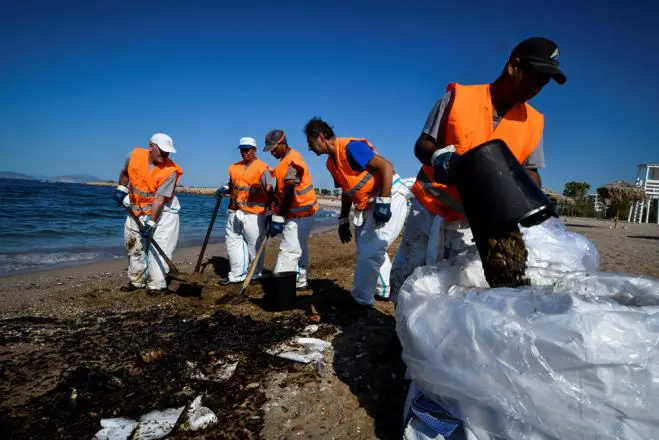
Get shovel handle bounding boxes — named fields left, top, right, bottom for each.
left=125, top=208, right=181, bottom=274
left=238, top=233, right=269, bottom=296
left=194, top=196, right=223, bottom=273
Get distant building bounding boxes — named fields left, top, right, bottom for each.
left=587, top=193, right=605, bottom=213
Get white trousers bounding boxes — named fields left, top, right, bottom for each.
left=225, top=209, right=267, bottom=282
left=390, top=197, right=475, bottom=303
left=273, top=215, right=315, bottom=288
left=352, top=190, right=408, bottom=306
left=124, top=211, right=179, bottom=290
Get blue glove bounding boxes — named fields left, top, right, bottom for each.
left=269, top=215, right=285, bottom=237
left=373, top=197, right=392, bottom=226
left=114, top=185, right=129, bottom=207
left=215, top=185, right=229, bottom=200
left=432, top=145, right=457, bottom=185
left=141, top=218, right=156, bottom=238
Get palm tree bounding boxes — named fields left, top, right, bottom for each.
left=596, top=181, right=646, bottom=228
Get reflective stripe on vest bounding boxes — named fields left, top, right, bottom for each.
left=234, top=185, right=266, bottom=193
left=415, top=169, right=464, bottom=215
left=289, top=199, right=318, bottom=214
left=129, top=185, right=155, bottom=198
left=234, top=200, right=267, bottom=208
left=344, top=171, right=374, bottom=198
left=295, top=184, right=314, bottom=196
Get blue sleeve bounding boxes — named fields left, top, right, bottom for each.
left=345, top=140, right=375, bottom=171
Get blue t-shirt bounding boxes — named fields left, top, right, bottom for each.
left=333, top=140, right=375, bottom=188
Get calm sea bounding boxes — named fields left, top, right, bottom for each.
left=0, top=179, right=337, bottom=276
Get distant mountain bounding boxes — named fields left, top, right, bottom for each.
left=0, top=172, right=104, bottom=183
left=0, top=171, right=37, bottom=180
left=51, top=174, right=103, bottom=183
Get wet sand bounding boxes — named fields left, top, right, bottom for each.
left=1, top=218, right=657, bottom=439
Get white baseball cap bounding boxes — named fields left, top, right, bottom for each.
left=149, top=133, right=176, bottom=153
left=238, top=137, right=257, bottom=149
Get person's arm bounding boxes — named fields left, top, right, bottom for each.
left=279, top=182, right=296, bottom=217
left=114, top=158, right=130, bottom=207
left=524, top=136, right=545, bottom=188
left=365, top=154, right=393, bottom=197
left=340, top=193, right=352, bottom=219
left=150, top=172, right=178, bottom=221
left=414, top=91, right=453, bottom=165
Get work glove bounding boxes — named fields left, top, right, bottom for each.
left=114, top=185, right=129, bottom=207
left=338, top=217, right=352, bottom=244
left=372, top=197, right=392, bottom=226
left=269, top=215, right=285, bottom=237
left=432, top=145, right=457, bottom=185
left=215, top=185, right=229, bottom=200
left=141, top=216, right=156, bottom=238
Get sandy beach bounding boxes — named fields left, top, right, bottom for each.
left=1, top=217, right=657, bottom=439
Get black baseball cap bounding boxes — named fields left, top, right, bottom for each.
left=263, top=129, right=287, bottom=152
left=510, top=37, right=566, bottom=84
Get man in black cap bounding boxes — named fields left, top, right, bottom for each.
left=391, top=36, right=566, bottom=304
left=392, top=37, right=566, bottom=436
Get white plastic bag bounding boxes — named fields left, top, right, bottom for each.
left=396, top=220, right=659, bottom=439
left=521, top=218, right=600, bottom=272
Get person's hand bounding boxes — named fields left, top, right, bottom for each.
left=141, top=218, right=156, bottom=238
left=215, top=185, right=229, bottom=200
left=432, top=145, right=457, bottom=184
left=372, top=197, right=392, bottom=226
left=338, top=217, right=352, bottom=244
left=269, top=215, right=285, bottom=237
left=114, top=185, right=129, bottom=207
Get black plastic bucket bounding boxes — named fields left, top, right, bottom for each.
left=259, top=271, right=297, bottom=311
left=450, top=139, right=556, bottom=238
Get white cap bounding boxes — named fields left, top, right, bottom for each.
left=149, top=133, right=176, bottom=153
left=238, top=137, right=257, bottom=149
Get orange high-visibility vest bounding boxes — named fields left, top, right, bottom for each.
left=127, top=148, right=183, bottom=217
left=228, top=159, right=271, bottom=215
left=411, top=83, right=544, bottom=222
left=273, top=148, right=319, bottom=218
left=326, top=137, right=381, bottom=210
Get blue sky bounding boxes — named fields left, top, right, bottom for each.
left=1, top=0, right=657, bottom=192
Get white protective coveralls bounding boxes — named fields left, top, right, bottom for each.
left=225, top=209, right=267, bottom=282
left=123, top=196, right=180, bottom=290
left=389, top=197, right=475, bottom=303
left=352, top=174, right=409, bottom=305
left=273, top=215, right=315, bottom=289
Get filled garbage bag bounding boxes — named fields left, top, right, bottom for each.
left=396, top=219, right=659, bottom=439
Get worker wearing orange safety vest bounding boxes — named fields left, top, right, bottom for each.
left=113, top=133, right=183, bottom=294
left=263, top=129, right=319, bottom=289
left=215, top=137, right=273, bottom=285
left=394, top=38, right=567, bottom=438
left=305, top=117, right=409, bottom=306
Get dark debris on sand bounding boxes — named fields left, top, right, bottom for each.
left=0, top=309, right=306, bottom=439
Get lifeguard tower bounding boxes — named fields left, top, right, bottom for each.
left=627, top=164, right=659, bottom=224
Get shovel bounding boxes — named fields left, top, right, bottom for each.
left=193, top=195, right=224, bottom=274
left=125, top=207, right=190, bottom=283
left=239, top=232, right=269, bottom=296
left=216, top=232, right=270, bottom=305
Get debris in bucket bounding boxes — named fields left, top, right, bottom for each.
left=265, top=325, right=332, bottom=364
left=479, top=225, right=531, bottom=288
left=93, top=395, right=218, bottom=440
